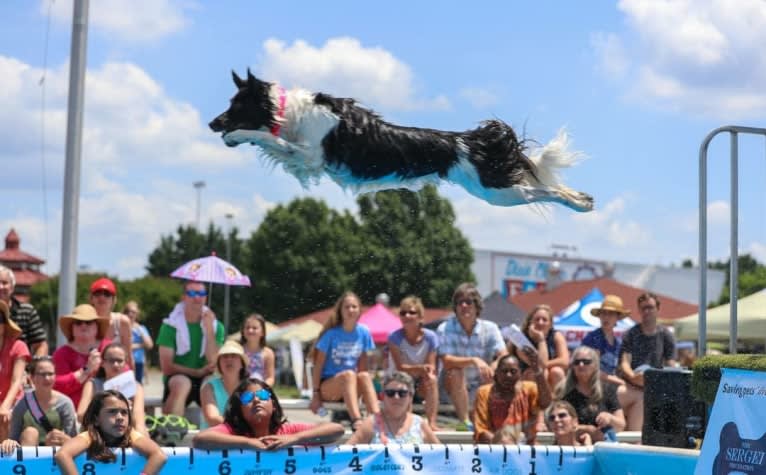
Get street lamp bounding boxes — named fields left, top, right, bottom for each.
left=193, top=181, right=206, bottom=229
left=224, top=212, right=235, bottom=331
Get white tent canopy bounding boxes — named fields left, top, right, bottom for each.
left=673, top=289, right=766, bottom=342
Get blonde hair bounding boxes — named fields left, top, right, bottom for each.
left=310, top=291, right=361, bottom=359
left=398, top=295, right=425, bottom=316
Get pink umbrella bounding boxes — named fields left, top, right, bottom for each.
left=170, top=252, right=251, bottom=286
left=359, top=302, right=402, bottom=344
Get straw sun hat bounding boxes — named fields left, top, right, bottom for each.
left=0, top=300, right=23, bottom=341
left=216, top=340, right=249, bottom=368
left=590, top=294, right=630, bottom=318
left=59, top=304, right=111, bottom=341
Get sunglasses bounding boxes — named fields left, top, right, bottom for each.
left=73, top=320, right=96, bottom=326
left=185, top=289, right=208, bottom=298
left=383, top=389, right=411, bottom=398
left=548, top=411, right=571, bottom=421
left=573, top=358, right=593, bottom=366
left=92, top=290, right=114, bottom=298
left=456, top=299, right=475, bottom=307
left=239, top=388, right=272, bottom=405
left=399, top=309, right=418, bottom=316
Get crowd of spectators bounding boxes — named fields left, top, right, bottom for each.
left=0, top=262, right=686, bottom=454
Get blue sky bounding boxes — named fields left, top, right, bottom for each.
left=1, top=0, right=765, bottom=279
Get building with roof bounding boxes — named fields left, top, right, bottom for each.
left=471, top=248, right=725, bottom=308
left=0, top=229, right=49, bottom=301
left=510, top=277, right=698, bottom=322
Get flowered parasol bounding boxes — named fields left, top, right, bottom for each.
left=170, top=252, right=251, bottom=286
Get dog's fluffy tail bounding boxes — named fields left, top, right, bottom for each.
left=527, top=129, right=585, bottom=188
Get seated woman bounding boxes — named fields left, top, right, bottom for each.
left=0, top=356, right=77, bottom=454
left=53, top=304, right=112, bottom=408
left=554, top=346, right=625, bottom=442
left=510, top=304, right=569, bottom=388
left=472, top=352, right=551, bottom=445
left=546, top=401, right=592, bottom=446
left=309, top=292, right=379, bottom=430
left=55, top=390, right=166, bottom=475
left=347, top=372, right=440, bottom=444
left=0, top=301, right=31, bottom=441
left=192, top=377, right=344, bottom=450
left=387, top=296, right=440, bottom=431
left=200, top=340, right=249, bottom=429
left=77, top=343, right=148, bottom=436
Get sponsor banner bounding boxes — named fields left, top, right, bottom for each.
left=696, top=368, right=766, bottom=474
left=1, top=444, right=594, bottom=475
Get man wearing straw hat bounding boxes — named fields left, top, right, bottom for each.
left=616, top=292, right=676, bottom=431
left=583, top=295, right=630, bottom=387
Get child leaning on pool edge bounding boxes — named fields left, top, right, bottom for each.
left=54, top=389, right=167, bottom=475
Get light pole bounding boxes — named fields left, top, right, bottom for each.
left=224, top=212, right=234, bottom=331
left=193, top=181, right=206, bottom=229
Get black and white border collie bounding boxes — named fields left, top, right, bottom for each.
left=209, top=70, right=593, bottom=212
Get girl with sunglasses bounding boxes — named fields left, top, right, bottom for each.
left=347, top=372, right=440, bottom=444
left=553, top=346, right=625, bottom=442
left=55, top=390, right=166, bottom=475
left=387, top=296, right=440, bottom=431
left=546, top=401, right=592, bottom=446
left=76, top=343, right=148, bottom=436
left=193, top=378, right=344, bottom=450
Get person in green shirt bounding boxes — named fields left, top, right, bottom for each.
left=157, top=281, right=225, bottom=416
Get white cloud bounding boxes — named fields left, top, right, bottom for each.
left=48, top=0, right=193, bottom=42
left=595, top=0, right=766, bottom=118
left=591, top=32, right=629, bottom=79
left=257, top=37, right=450, bottom=111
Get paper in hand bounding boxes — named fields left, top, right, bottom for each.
left=103, top=369, right=138, bottom=399
left=503, top=324, right=536, bottom=352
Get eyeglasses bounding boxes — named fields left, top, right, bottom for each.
left=239, top=388, right=272, bottom=405
left=640, top=305, right=657, bottom=312
left=548, top=411, right=571, bottom=421
left=383, top=389, right=411, bottom=398
left=185, top=289, right=208, bottom=298
left=92, top=290, right=114, bottom=298
left=73, top=320, right=96, bottom=326
left=572, top=358, right=593, bottom=366
left=456, top=299, right=475, bottom=307
left=399, top=309, right=418, bottom=316
left=105, top=358, right=125, bottom=365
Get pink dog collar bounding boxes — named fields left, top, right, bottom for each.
left=270, top=86, right=287, bottom=137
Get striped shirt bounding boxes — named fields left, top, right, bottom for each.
left=10, top=296, right=48, bottom=346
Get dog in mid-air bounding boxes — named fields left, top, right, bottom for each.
left=209, top=70, right=594, bottom=212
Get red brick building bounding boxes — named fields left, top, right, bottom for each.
left=0, top=229, right=49, bottom=302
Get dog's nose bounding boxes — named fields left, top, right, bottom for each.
left=209, top=114, right=226, bottom=132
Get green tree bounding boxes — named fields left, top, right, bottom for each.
left=710, top=254, right=766, bottom=305
left=354, top=186, right=474, bottom=307
left=244, top=198, right=362, bottom=322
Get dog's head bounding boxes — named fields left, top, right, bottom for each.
left=209, top=69, right=276, bottom=146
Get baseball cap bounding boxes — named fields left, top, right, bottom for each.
left=90, top=277, right=117, bottom=296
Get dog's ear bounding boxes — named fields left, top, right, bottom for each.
left=247, top=68, right=258, bottom=88
left=232, top=70, right=246, bottom=89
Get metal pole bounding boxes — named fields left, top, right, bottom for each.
left=193, top=181, right=205, bottom=229
left=729, top=132, right=739, bottom=353
left=57, top=0, right=89, bottom=347
left=224, top=213, right=234, bottom=332
left=699, top=125, right=766, bottom=356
